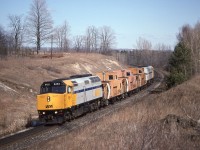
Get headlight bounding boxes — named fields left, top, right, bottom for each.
left=55, top=111, right=58, bottom=114
left=42, top=112, right=46, bottom=115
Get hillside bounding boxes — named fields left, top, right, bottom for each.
left=0, top=53, right=125, bottom=137
left=35, top=75, right=200, bottom=150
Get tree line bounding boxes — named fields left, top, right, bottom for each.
left=167, top=21, right=200, bottom=88
left=0, top=0, right=116, bottom=58
left=73, top=25, right=115, bottom=54
left=114, top=37, right=172, bottom=68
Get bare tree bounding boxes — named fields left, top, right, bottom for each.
left=153, top=43, right=172, bottom=67
left=178, top=24, right=197, bottom=75
left=85, top=27, right=92, bottom=52
left=84, top=26, right=99, bottom=52
left=54, top=21, right=70, bottom=52
left=73, top=35, right=84, bottom=52
left=136, top=37, right=152, bottom=50
left=99, top=26, right=116, bottom=54
left=0, top=26, right=8, bottom=59
left=136, top=37, right=153, bottom=65
left=154, top=43, right=171, bottom=51
left=8, top=15, right=24, bottom=55
left=194, top=22, right=200, bottom=74
left=26, top=0, right=53, bottom=54
left=74, top=25, right=115, bottom=53
left=62, top=21, right=70, bottom=51
left=90, top=26, right=99, bottom=51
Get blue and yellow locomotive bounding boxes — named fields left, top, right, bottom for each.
left=37, top=74, right=103, bottom=124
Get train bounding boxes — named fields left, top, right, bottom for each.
left=37, top=66, right=154, bottom=124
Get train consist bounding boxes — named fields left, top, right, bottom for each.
left=37, top=66, right=154, bottom=124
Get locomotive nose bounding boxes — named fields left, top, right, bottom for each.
left=37, top=93, right=65, bottom=110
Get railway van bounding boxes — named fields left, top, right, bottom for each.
left=96, top=71, right=124, bottom=104
left=115, top=69, right=138, bottom=96
left=142, top=66, right=154, bottom=84
left=129, top=67, right=146, bottom=88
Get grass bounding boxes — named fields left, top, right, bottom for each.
left=33, top=75, right=200, bottom=150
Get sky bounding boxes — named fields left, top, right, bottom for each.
left=0, top=0, right=200, bottom=49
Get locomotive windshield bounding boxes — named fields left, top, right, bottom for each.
left=40, top=82, right=66, bottom=94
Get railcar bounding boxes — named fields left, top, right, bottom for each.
left=37, top=74, right=103, bottom=124
left=142, top=66, right=154, bottom=85
left=96, top=71, right=124, bottom=104
left=115, top=69, right=138, bottom=96
left=128, top=67, right=146, bottom=89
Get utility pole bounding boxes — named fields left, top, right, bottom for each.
left=51, top=35, right=53, bottom=59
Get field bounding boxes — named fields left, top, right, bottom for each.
left=0, top=53, right=125, bottom=137
left=33, top=75, right=200, bottom=150
left=1, top=52, right=200, bottom=149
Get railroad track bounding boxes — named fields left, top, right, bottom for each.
left=0, top=70, right=164, bottom=150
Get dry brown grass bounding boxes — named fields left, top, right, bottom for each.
left=33, top=76, right=200, bottom=150
left=0, top=53, right=125, bottom=137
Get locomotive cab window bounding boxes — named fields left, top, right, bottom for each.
left=109, top=75, right=113, bottom=80
left=52, top=85, right=66, bottom=93
left=40, top=82, right=66, bottom=94
left=126, top=72, right=130, bottom=76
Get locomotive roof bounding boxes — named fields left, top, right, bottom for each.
left=52, top=74, right=93, bottom=82
left=138, top=65, right=153, bottom=68
left=41, top=74, right=100, bottom=86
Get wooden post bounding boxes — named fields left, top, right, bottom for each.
left=51, top=35, right=53, bottom=59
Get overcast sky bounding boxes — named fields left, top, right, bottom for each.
left=0, top=0, right=200, bottom=49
